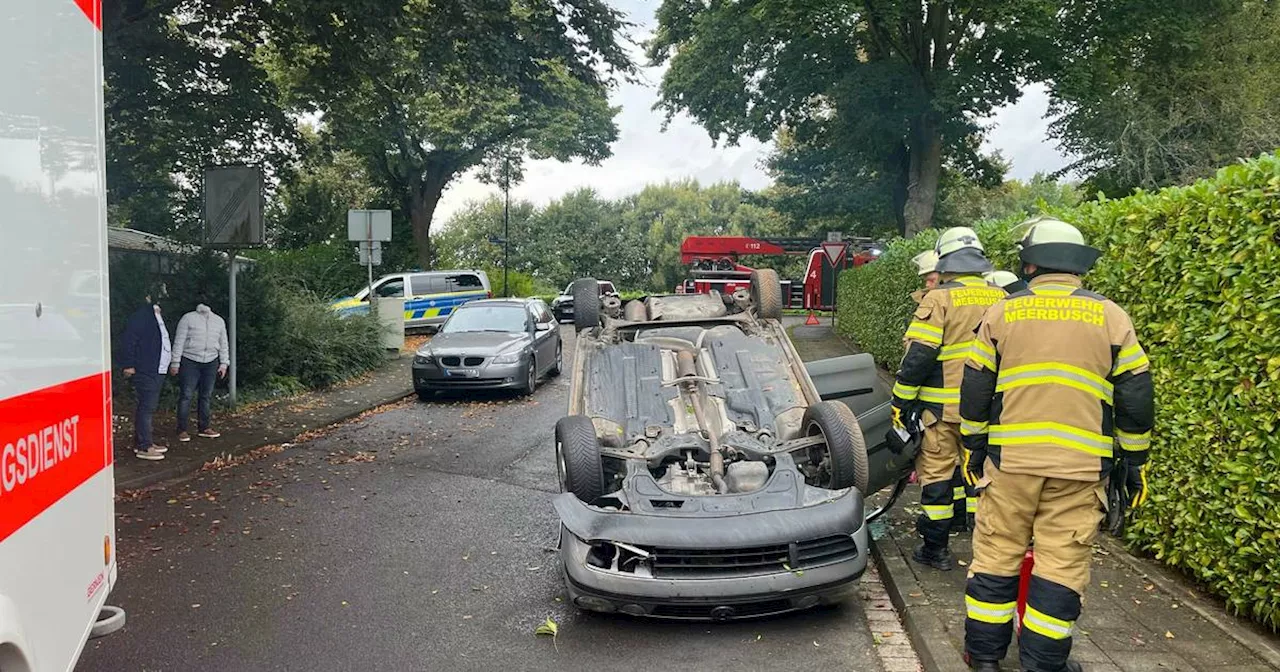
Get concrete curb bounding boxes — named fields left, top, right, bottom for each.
left=870, top=536, right=971, bottom=672
left=1099, top=537, right=1280, bottom=670
left=115, top=388, right=414, bottom=492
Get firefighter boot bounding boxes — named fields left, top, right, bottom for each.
left=912, top=544, right=955, bottom=571
left=968, top=659, right=1001, bottom=672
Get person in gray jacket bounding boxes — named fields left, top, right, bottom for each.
left=170, top=296, right=229, bottom=441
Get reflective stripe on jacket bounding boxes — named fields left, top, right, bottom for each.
left=959, top=273, right=1155, bottom=482
left=894, top=275, right=1006, bottom=423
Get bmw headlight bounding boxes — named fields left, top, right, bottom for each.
left=414, top=347, right=435, bottom=366
left=491, top=351, right=523, bottom=365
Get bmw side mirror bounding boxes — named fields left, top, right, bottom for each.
left=536, top=322, right=554, bottom=332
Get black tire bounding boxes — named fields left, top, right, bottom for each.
left=520, top=356, right=538, bottom=396
left=556, top=415, right=604, bottom=503
left=572, top=278, right=601, bottom=332
left=416, top=389, right=435, bottom=402
left=549, top=341, right=563, bottom=377
left=802, top=401, right=870, bottom=492
left=750, top=268, right=783, bottom=320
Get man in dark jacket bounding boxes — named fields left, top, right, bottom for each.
left=118, top=288, right=172, bottom=461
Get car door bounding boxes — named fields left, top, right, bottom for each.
left=531, top=302, right=557, bottom=372
left=804, top=354, right=916, bottom=496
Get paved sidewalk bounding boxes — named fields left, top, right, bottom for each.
left=873, top=485, right=1280, bottom=672
left=113, top=355, right=415, bottom=492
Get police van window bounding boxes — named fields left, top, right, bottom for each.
left=375, top=279, right=405, bottom=298
left=448, top=274, right=483, bottom=289
left=409, top=274, right=434, bottom=296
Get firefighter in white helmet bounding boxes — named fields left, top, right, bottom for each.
left=890, top=227, right=1005, bottom=569
left=983, top=270, right=1026, bottom=294
left=960, top=218, right=1154, bottom=672
left=914, top=250, right=941, bottom=290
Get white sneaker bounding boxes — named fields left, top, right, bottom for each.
left=134, top=448, right=165, bottom=461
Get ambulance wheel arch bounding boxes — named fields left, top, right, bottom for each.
left=0, top=595, right=34, bottom=672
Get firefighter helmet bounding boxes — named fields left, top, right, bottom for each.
left=912, top=250, right=939, bottom=276
left=983, top=270, right=1020, bottom=288
left=934, top=227, right=993, bottom=274
left=1017, top=218, right=1101, bottom=274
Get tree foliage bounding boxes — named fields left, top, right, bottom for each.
left=263, top=0, right=635, bottom=267
left=649, top=0, right=1043, bottom=236
left=436, top=180, right=790, bottom=292
left=102, top=0, right=295, bottom=237
left=1043, top=0, right=1280, bottom=194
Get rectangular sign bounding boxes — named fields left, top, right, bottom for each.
left=357, top=241, right=383, bottom=266
left=204, top=165, right=264, bottom=247
left=0, top=372, right=112, bottom=544
left=347, top=210, right=392, bottom=242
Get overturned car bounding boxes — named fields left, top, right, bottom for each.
left=553, top=271, right=913, bottom=620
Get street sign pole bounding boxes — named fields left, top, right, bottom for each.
left=228, top=251, right=237, bottom=407
left=503, top=155, right=510, bottom=297
left=821, top=238, right=848, bottom=327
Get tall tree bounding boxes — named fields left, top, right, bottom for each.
left=103, top=0, right=295, bottom=237
left=264, top=0, right=634, bottom=267
left=649, top=0, right=1039, bottom=236
left=1043, top=0, right=1280, bottom=193
left=270, top=127, right=383, bottom=249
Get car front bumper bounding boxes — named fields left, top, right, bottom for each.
left=413, top=360, right=526, bottom=391
left=553, top=490, right=868, bottom=620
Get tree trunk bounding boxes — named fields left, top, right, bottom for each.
left=408, top=174, right=449, bottom=269
left=902, top=117, right=943, bottom=237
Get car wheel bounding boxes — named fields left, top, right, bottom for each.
left=549, top=341, right=562, bottom=377
left=801, top=401, right=869, bottom=492
left=572, top=278, right=601, bottom=332
left=521, top=357, right=537, bottom=396
left=750, top=268, right=783, bottom=320
left=556, top=415, right=604, bottom=503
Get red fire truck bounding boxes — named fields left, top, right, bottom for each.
left=677, top=235, right=881, bottom=310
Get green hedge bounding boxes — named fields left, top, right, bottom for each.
left=837, top=154, right=1280, bottom=629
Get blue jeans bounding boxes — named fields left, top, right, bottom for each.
left=177, top=357, right=219, bottom=433
left=131, top=371, right=162, bottom=450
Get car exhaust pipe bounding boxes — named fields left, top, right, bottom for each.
left=678, top=350, right=728, bottom=493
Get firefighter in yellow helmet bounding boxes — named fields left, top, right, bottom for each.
left=960, top=218, right=1154, bottom=672
left=890, top=227, right=1005, bottom=570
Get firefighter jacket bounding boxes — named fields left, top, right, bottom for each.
left=959, top=273, right=1155, bottom=482
left=893, top=276, right=1006, bottom=423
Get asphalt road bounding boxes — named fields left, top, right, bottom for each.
left=80, top=326, right=896, bottom=672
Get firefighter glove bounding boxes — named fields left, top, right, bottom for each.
left=1126, top=461, right=1149, bottom=508
left=962, top=447, right=985, bottom=487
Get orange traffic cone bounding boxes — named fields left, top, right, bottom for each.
left=805, top=311, right=820, bottom=326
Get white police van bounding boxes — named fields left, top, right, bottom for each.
left=331, top=270, right=492, bottom=330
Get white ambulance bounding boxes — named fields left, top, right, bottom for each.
left=1, top=1, right=122, bottom=670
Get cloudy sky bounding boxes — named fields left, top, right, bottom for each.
left=433, top=2, right=1074, bottom=226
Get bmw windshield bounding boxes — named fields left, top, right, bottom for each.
left=440, top=305, right=528, bottom=334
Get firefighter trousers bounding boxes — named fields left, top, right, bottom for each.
left=964, top=464, right=1106, bottom=671
left=915, top=421, right=975, bottom=551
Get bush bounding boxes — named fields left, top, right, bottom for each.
left=110, top=249, right=385, bottom=394
left=837, top=153, right=1280, bottom=629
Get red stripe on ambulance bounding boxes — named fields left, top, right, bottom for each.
left=0, top=372, right=111, bottom=543
left=73, top=0, right=102, bottom=30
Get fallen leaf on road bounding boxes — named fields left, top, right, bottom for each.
left=872, top=633, right=884, bottom=645
left=1165, top=631, right=1175, bottom=639
left=342, top=601, right=349, bottom=607
left=755, top=634, right=762, bottom=641
left=535, top=618, right=558, bottom=637
left=1100, top=581, right=1109, bottom=588
left=191, top=604, right=201, bottom=608
left=813, top=640, right=820, bottom=647
left=908, top=592, right=923, bottom=598
left=462, top=615, right=473, bottom=620
left=167, top=499, right=178, bottom=504
left=957, top=559, right=968, bottom=566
